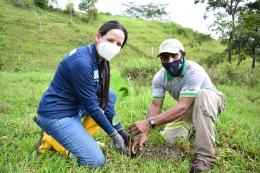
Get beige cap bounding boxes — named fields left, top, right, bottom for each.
left=157, top=39, right=184, bottom=57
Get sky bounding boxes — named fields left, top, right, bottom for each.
left=58, top=0, right=215, bottom=36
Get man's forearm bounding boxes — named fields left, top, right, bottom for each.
left=146, top=105, right=161, bottom=119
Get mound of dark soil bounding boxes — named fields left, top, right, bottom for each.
left=130, top=143, right=183, bottom=161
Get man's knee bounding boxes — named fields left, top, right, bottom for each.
left=195, top=89, right=208, bottom=100
left=160, top=128, right=189, bottom=144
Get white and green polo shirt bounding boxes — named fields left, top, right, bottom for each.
left=152, top=59, right=218, bottom=101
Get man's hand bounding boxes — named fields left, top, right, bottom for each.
left=131, top=133, right=149, bottom=154
left=128, top=119, right=152, bottom=136
left=110, top=131, right=126, bottom=154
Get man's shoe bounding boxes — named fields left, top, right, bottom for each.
left=190, top=160, right=213, bottom=172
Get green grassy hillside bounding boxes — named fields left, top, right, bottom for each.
left=0, top=0, right=225, bottom=73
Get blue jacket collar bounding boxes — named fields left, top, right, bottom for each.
left=88, top=43, right=100, bottom=64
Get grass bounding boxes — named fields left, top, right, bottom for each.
left=0, top=72, right=259, bottom=172
left=0, top=0, right=259, bottom=172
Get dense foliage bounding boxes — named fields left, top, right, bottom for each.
left=122, top=2, right=169, bottom=21
left=195, top=0, right=259, bottom=67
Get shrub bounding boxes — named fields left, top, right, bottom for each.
left=12, top=0, right=27, bottom=8
left=81, top=14, right=89, bottom=23
left=204, top=51, right=227, bottom=68
left=100, top=12, right=112, bottom=16
left=121, top=60, right=160, bottom=86
left=34, top=0, right=48, bottom=10
left=208, top=62, right=260, bottom=88
left=88, top=7, right=98, bottom=21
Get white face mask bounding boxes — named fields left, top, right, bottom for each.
left=98, top=42, right=121, bottom=61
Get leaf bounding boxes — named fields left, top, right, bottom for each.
left=111, top=68, right=121, bottom=78
left=112, top=114, right=122, bottom=126
left=114, top=84, right=129, bottom=102
left=110, top=68, right=132, bottom=103
left=119, top=87, right=129, bottom=97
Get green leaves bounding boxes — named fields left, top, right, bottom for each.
left=122, top=2, right=169, bottom=21
left=78, top=0, right=98, bottom=12
left=110, top=68, right=130, bottom=126
left=110, top=68, right=130, bottom=103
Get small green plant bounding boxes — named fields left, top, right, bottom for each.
left=110, top=68, right=132, bottom=126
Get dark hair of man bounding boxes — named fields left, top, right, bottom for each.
left=98, top=20, right=128, bottom=110
left=180, top=50, right=184, bottom=56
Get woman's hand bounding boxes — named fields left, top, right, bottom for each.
left=118, top=129, right=132, bottom=146
left=110, top=131, right=126, bottom=154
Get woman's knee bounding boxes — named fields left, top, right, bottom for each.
left=78, top=153, right=105, bottom=168
left=91, top=154, right=105, bottom=168
left=109, top=89, right=116, bottom=104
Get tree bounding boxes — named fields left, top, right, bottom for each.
left=65, top=0, right=75, bottom=22
left=230, top=27, right=248, bottom=66
left=195, top=0, right=245, bottom=64
left=121, top=2, right=143, bottom=18
left=122, top=2, right=169, bottom=21
left=222, top=0, right=260, bottom=68
left=239, top=1, right=260, bottom=68
left=34, top=0, right=49, bottom=10
left=78, top=0, right=98, bottom=12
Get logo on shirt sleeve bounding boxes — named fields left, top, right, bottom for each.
left=94, top=70, right=99, bottom=82
left=69, top=49, right=77, bottom=56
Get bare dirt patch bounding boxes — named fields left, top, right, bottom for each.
left=130, top=143, right=183, bottom=161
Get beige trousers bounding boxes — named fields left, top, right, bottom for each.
left=160, top=89, right=226, bottom=165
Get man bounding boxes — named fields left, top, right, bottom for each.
left=129, top=38, right=226, bottom=172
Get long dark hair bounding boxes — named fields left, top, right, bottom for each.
left=98, top=20, right=128, bottom=110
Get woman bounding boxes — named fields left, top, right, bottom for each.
left=35, top=20, right=129, bottom=168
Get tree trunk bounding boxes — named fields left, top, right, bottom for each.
left=35, top=9, right=42, bottom=31
left=237, top=53, right=242, bottom=66
left=251, top=46, right=256, bottom=69
left=228, top=48, right=232, bottom=64
left=237, top=40, right=243, bottom=66
left=70, top=8, right=72, bottom=22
